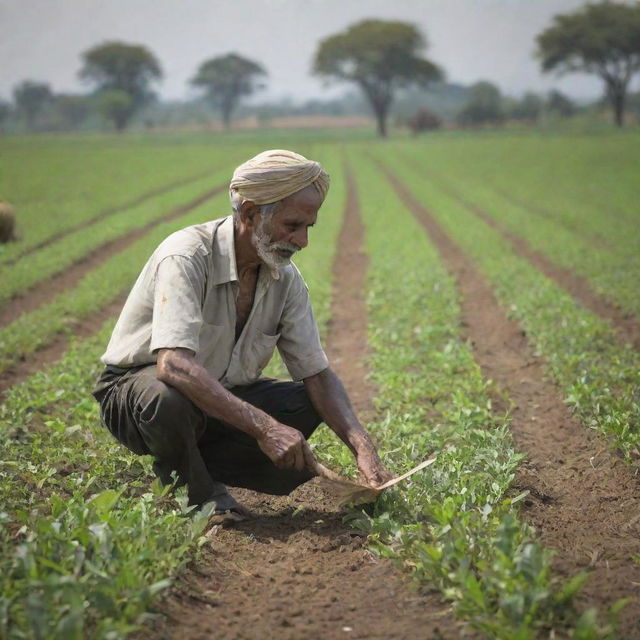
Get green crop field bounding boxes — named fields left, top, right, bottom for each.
left=1, top=129, right=638, bottom=639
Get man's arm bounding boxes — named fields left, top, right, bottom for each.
left=156, top=347, right=314, bottom=471
left=303, top=366, right=390, bottom=486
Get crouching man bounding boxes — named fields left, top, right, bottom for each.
left=92, top=149, right=389, bottom=517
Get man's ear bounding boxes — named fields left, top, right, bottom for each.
left=239, top=200, right=260, bottom=228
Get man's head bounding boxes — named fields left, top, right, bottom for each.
left=229, top=150, right=330, bottom=278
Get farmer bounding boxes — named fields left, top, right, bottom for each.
left=92, top=149, right=389, bottom=517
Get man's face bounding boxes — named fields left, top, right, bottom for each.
left=252, top=184, right=322, bottom=278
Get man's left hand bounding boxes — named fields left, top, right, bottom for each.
left=357, top=449, right=393, bottom=487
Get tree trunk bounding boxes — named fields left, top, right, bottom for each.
left=604, top=76, right=627, bottom=128
left=222, top=108, right=232, bottom=131
left=611, top=89, right=625, bottom=127
left=372, top=101, right=388, bottom=138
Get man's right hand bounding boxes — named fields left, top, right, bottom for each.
left=257, top=423, right=315, bottom=471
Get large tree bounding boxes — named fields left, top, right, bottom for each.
left=13, top=80, right=53, bottom=129
left=190, top=53, right=266, bottom=130
left=313, top=20, right=442, bottom=137
left=79, top=41, right=162, bottom=130
left=536, top=1, right=640, bottom=127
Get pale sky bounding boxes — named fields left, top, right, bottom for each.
left=1, top=0, right=632, bottom=104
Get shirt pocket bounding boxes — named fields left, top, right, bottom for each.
left=248, top=330, right=281, bottom=379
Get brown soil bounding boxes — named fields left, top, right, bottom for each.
left=0, top=184, right=226, bottom=329
left=3, top=169, right=215, bottom=267
left=0, top=296, right=125, bottom=401
left=383, top=167, right=640, bottom=637
left=138, top=170, right=467, bottom=640
left=424, top=171, right=640, bottom=350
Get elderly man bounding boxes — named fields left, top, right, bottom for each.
left=92, top=149, right=389, bottom=517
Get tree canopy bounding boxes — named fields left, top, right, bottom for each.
left=536, top=1, right=640, bottom=126
left=191, top=53, right=266, bottom=129
left=79, top=41, right=162, bottom=130
left=13, top=80, right=53, bottom=129
left=313, top=19, right=443, bottom=137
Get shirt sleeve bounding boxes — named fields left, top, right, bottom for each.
left=149, top=254, right=205, bottom=355
left=277, top=270, right=329, bottom=381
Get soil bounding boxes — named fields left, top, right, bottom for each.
left=3, top=169, right=215, bottom=267
left=424, top=170, right=640, bottom=350
left=0, top=184, right=226, bottom=329
left=384, top=168, right=640, bottom=637
left=138, top=170, right=468, bottom=640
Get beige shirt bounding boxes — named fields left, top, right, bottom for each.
left=101, top=215, right=329, bottom=387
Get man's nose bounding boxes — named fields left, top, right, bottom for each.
left=293, top=227, right=308, bottom=249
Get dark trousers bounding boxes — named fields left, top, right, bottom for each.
left=92, top=365, right=322, bottom=505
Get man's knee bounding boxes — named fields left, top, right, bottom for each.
left=135, top=377, right=205, bottom=452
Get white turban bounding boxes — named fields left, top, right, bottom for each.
left=229, top=149, right=330, bottom=205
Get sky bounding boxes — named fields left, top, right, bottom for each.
left=1, top=0, right=632, bottom=104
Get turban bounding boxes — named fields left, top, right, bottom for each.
left=229, top=149, right=330, bottom=205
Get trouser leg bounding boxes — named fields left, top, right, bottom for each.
left=94, top=368, right=324, bottom=501
left=94, top=365, right=224, bottom=506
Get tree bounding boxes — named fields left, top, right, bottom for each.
left=79, top=41, right=162, bottom=130
left=191, top=53, right=266, bottom=130
left=457, top=81, right=505, bottom=127
left=509, top=92, right=544, bottom=123
left=546, top=89, right=576, bottom=117
left=313, top=20, right=443, bottom=137
left=54, top=94, right=91, bottom=130
left=95, top=90, right=134, bottom=131
left=536, top=1, right=640, bottom=127
left=13, top=80, right=53, bottom=129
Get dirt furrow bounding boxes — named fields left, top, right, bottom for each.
left=3, top=169, right=215, bottom=267
left=0, top=295, right=125, bottom=401
left=382, top=167, right=640, bottom=637
left=438, top=180, right=640, bottom=350
left=0, top=184, right=226, bottom=329
left=139, top=170, right=464, bottom=640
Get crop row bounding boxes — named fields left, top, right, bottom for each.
left=379, top=151, right=640, bottom=461
left=0, top=190, right=233, bottom=374
left=0, top=169, right=234, bottom=308
left=326, top=153, right=616, bottom=638
left=404, top=133, right=639, bottom=254
left=0, top=147, right=344, bottom=639
left=393, top=145, right=640, bottom=318
left=1, top=137, right=265, bottom=264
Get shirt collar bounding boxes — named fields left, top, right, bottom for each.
left=212, top=215, right=238, bottom=285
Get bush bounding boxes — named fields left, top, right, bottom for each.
left=406, top=108, right=442, bottom=135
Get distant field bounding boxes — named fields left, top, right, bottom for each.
left=1, top=128, right=639, bottom=638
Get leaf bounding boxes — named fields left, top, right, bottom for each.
left=88, top=489, right=122, bottom=516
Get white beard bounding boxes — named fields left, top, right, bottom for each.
left=252, top=216, right=299, bottom=280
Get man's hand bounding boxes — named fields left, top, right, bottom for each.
left=257, top=423, right=315, bottom=472
left=357, top=449, right=393, bottom=488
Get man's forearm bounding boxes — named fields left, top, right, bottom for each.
left=156, top=348, right=277, bottom=440
left=303, top=367, right=378, bottom=457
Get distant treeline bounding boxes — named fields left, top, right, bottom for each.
left=1, top=81, right=637, bottom=134
left=2, top=2, right=640, bottom=135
